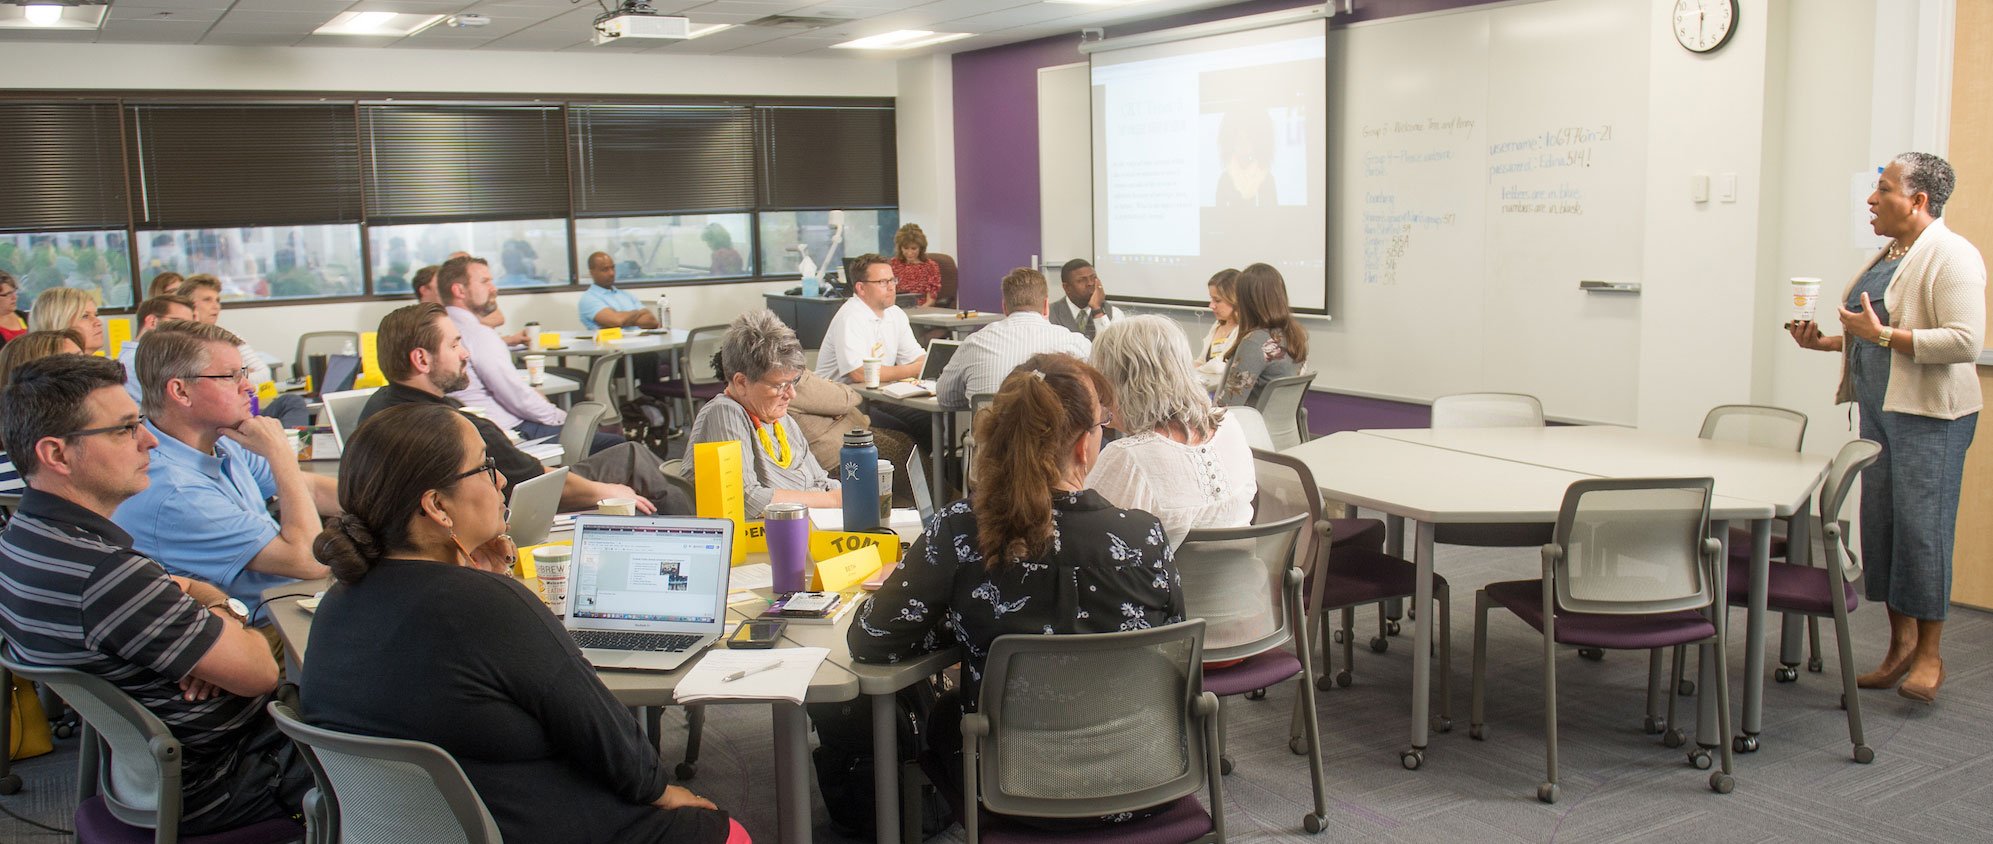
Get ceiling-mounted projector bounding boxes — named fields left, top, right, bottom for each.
left=592, top=0, right=690, bottom=45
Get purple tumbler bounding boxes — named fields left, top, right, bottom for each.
left=764, top=502, right=811, bottom=594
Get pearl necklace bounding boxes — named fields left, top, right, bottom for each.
left=1885, top=240, right=1910, bottom=261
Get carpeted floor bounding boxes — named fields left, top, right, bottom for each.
left=4, top=530, right=1984, bottom=843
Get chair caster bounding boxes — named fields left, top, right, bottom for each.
left=1387, top=620, right=1402, bottom=636
left=1578, top=648, right=1604, bottom=661
left=1775, top=665, right=1799, bottom=683
left=1689, top=747, right=1714, bottom=770
left=1220, top=755, right=1234, bottom=775
left=1246, top=688, right=1267, bottom=701
left=1808, top=656, right=1824, bottom=673
left=1732, top=734, right=1759, bottom=754
left=1537, top=783, right=1559, bottom=804
left=1432, top=716, right=1453, bottom=733
left=1400, top=748, right=1424, bottom=770
left=1469, top=724, right=1485, bottom=741
left=1709, top=772, right=1735, bottom=794
left=1304, top=812, right=1327, bottom=834
left=1335, top=670, right=1353, bottom=688
left=1315, top=674, right=1335, bottom=692
left=1290, top=736, right=1308, bottom=755
left=1853, top=744, right=1875, bottom=764
left=1643, top=716, right=1666, bottom=735
left=0, top=773, right=19, bottom=795
left=1370, top=637, right=1389, bottom=654
left=1333, top=630, right=1346, bottom=644
left=1678, top=679, right=1696, bottom=697
left=674, top=762, right=697, bottom=780
left=1662, top=728, right=1687, bottom=749
left=53, top=722, right=74, bottom=740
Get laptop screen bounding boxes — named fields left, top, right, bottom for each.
left=920, top=339, right=961, bottom=381
left=570, top=517, right=732, bottom=625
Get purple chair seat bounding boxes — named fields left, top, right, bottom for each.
left=1203, top=649, right=1301, bottom=697
left=1725, top=526, right=1789, bottom=561
left=1328, top=517, right=1385, bottom=552
left=1725, top=558, right=1857, bottom=615
left=1307, top=548, right=1448, bottom=609
left=76, top=796, right=303, bottom=844
left=921, top=753, right=1213, bottom=844
left=1484, top=580, right=1715, bottom=650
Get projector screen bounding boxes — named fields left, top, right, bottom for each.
left=1090, top=17, right=1329, bottom=313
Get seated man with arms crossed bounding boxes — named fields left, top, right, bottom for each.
left=0, top=356, right=310, bottom=835
left=936, top=267, right=1090, bottom=411
left=116, top=293, right=195, bottom=404
left=363, top=303, right=690, bottom=516
left=115, top=322, right=340, bottom=626
left=438, top=256, right=622, bottom=454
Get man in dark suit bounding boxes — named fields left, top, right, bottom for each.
left=1046, top=258, right=1124, bottom=339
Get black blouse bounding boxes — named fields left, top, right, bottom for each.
left=300, top=560, right=728, bottom=844
left=847, top=489, right=1184, bottom=706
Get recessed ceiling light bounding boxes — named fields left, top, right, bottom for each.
left=313, top=11, right=447, bottom=36
left=23, top=4, right=60, bottom=26
left=831, top=30, right=972, bottom=50
left=0, top=3, right=107, bottom=29
left=686, top=23, right=733, bottom=38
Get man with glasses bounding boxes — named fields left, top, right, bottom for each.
left=0, top=355, right=311, bottom=835
left=117, top=293, right=196, bottom=404
left=363, top=303, right=690, bottom=515
left=114, top=321, right=340, bottom=626
left=815, top=253, right=931, bottom=450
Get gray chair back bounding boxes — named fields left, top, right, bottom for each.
left=962, top=392, right=997, bottom=493
left=1175, top=514, right=1310, bottom=662
left=293, top=331, right=359, bottom=380
left=582, top=351, right=626, bottom=406
left=1431, top=392, right=1543, bottom=429
left=0, top=654, right=183, bottom=831
left=966, top=622, right=1222, bottom=841
left=1699, top=404, right=1807, bottom=451
left=1250, top=373, right=1313, bottom=449
left=268, top=702, right=500, bottom=844
left=659, top=458, right=697, bottom=503
left=1818, top=439, right=1882, bottom=582
left=1227, top=407, right=1275, bottom=451
left=0, top=492, right=20, bottom=525
left=679, top=325, right=727, bottom=396
left=1550, top=478, right=1717, bottom=616
left=561, top=401, right=610, bottom=466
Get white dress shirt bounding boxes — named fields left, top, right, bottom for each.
left=935, top=311, right=1090, bottom=410
left=814, top=297, right=922, bottom=384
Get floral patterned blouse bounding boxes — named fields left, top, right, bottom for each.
left=847, top=489, right=1183, bottom=708
left=1216, top=328, right=1303, bottom=407
left=889, top=257, right=942, bottom=304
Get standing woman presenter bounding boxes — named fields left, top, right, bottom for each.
left=1789, top=152, right=1985, bottom=704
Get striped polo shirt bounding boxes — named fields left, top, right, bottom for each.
left=0, top=489, right=268, bottom=820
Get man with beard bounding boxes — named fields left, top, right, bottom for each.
left=436, top=256, right=620, bottom=454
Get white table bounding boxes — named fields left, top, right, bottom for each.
left=851, top=385, right=950, bottom=496
left=905, top=306, right=1002, bottom=337
left=513, top=330, right=689, bottom=401
left=1285, top=432, right=1778, bottom=769
left=1361, top=426, right=1829, bottom=750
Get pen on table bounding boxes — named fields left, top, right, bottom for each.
left=723, top=660, right=783, bottom=682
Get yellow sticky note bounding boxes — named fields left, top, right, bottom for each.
left=809, top=529, right=902, bottom=566
left=538, top=331, right=562, bottom=349
left=812, top=544, right=882, bottom=594
left=105, top=318, right=132, bottom=356
left=595, top=327, right=624, bottom=343
left=692, top=440, right=748, bottom=563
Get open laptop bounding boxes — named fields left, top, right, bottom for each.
left=878, top=338, right=962, bottom=398
left=321, top=387, right=378, bottom=451
left=505, top=467, right=569, bottom=547
left=564, top=515, right=735, bottom=671
left=908, top=451, right=937, bottom=523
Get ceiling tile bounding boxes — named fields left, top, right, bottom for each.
left=113, top=0, right=236, bottom=8
left=227, top=0, right=362, bottom=10
left=109, top=6, right=228, bottom=22
left=197, top=32, right=307, bottom=46
left=292, top=33, right=408, bottom=47
left=938, top=5, right=1083, bottom=31
left=345, top=0, right=475, bottom=12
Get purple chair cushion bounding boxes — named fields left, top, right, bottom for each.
left=1203, top=649, right=1301, bottom=697
left=1725, top=558, right=1857, bottom=615
left=1327, top=517, right=1385, bottom=552
left=976, top=796, right=1214, bottom=844
left=1307, top=548, right=1448, bottom=610
left=76, top=796, right=303, bottom=844
left=1483, top=580, right=1716, bottom=650
left=1725, top=526, right=1790, bottom=560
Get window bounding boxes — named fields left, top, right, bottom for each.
left=136, top=225, right=362, bottom=301
left=0, top=102, right=127, bottom=234
left=126, top=104, right=361, bottom=229
left=574, top=214, right=753, bottom=283
left=0, top=230, right=133, bottom=310
left=757, top=209, right=899, bottom=277
left=360, top=104, right=569, bottom=225
left=368, top=219, right=571, bottom=292
left=569, top=105, right=756, bottom=216
left=755, top=106, right=898, bottom=209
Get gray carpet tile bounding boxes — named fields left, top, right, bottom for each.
left=4, top=532, right=1986, bottom=842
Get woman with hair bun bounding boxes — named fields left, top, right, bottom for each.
left=849, top=352, right=1182, bottom=829
left=300, top=403, right=743, bottom=844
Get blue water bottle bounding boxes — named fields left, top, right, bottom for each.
left=839, top=429, right=880, bottom=532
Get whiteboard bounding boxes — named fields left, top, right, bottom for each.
left=1038, top=62, right=1093, bottom=272
left=1319, top=0, right=1648, bottom=423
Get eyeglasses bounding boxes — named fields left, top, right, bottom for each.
left=759, top=375, right=802, bottom=395
left=62, top=416, right=148, bottom=441
left=445, top=456, right=500, bottom=488
left=1092, top=409, right=1113, bottom=434
left=185, top=367, right=251, bottom=385
left=862, top=275, right=897, bottom=286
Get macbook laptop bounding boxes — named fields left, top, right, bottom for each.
left=878, top=338, right=962, bottom=398
left=322, top=387, right=378, bottom=451
left=506, top=467, right=569, bottom=547
left=908, top=451, right=937, bottom=524
left=564, top=515, right=734, bottom=671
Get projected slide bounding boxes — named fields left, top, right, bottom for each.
left=1091, top=18, right=1328, bottom=311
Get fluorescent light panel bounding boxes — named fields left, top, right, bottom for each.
left=831, top=30, right=972, bottom=50
left=314, top=11, right=446, bottom=36
left=0, top=4, right=107, bottom=29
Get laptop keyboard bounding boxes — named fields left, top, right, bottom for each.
left=571, top=630, right=702, bottom=652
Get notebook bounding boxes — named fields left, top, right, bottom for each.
left=877, top=338, right=961, bottom=398
left=563, top=515, right=734, bottom=671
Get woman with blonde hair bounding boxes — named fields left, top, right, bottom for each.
left=1216, top=262, right=1309, bottom=406
left=28, top=287, right=104, bottom=354
left=888, top=223, right=941, bottom=307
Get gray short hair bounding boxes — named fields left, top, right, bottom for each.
left=1893, top=152, right=1956, bottom=217
left=136, top=320, right=242, bottom=414
left=1090, top=315, right=1220, bottom=437
left=720, top=310, right=805, bottom=384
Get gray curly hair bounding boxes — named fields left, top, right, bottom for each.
left=1892, top=152, right=1956, bottom=218
left=720, top=309, right=805, bottom=384
left=1090, top=314, right=1221, bottom=438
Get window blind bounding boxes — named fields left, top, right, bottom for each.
left=0, top=102, right=128, bottom=232
left=360, top=104, right=569, bottom=225
left=756, top=106, right=897, bottom=209
left=126, top=103, right=361, bottom=229
left=569, top=104, right=756, bottom=216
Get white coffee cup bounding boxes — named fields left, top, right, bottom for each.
left=1789, top=277, right=1822, bottom=323
left=535, top=546, right=572, bottom=613
left=596, top=497, right=637, bottom=516
left=862, top=357, right=882, bottom=388
left=526, top=322, right=544, bottom=351
left=524, top=354, right=546, bottom=386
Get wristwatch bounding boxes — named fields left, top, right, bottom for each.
left=205, top=597, right=250, bottom=623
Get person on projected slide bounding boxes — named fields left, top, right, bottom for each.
left=1214, top=108, right=1278, bottom=208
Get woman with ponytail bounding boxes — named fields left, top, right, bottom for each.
left=848, top=352, right=1181, bottom=829
left=300, top=403, right=741, bottom=844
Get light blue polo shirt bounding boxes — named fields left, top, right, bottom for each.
left=577, top=283, right=642, bottom=331
left=116, top=339, right=141, bottom=404
left=112, top=421, right=289, bottom=623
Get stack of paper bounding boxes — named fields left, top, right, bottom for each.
left=808, top=507, right=924, bottom=533
left=673, top=647, right=829, bottom=705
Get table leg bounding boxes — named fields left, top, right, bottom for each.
left=1741, top=518, right=1772, bottom=748
left=622, top=355, right=638, bottom=403
left=872, top=693, right=899, bottom=844
left=929, top=413, right=946, bottom=497
left=773, top=702, right=813, bottom=844
left=1383, top=516, right=1406, bottom=621
left=1403, top=521, right=1436, bottom=770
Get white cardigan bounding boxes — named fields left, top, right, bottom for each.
left=1835, top=217, right=1987, bottom=420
